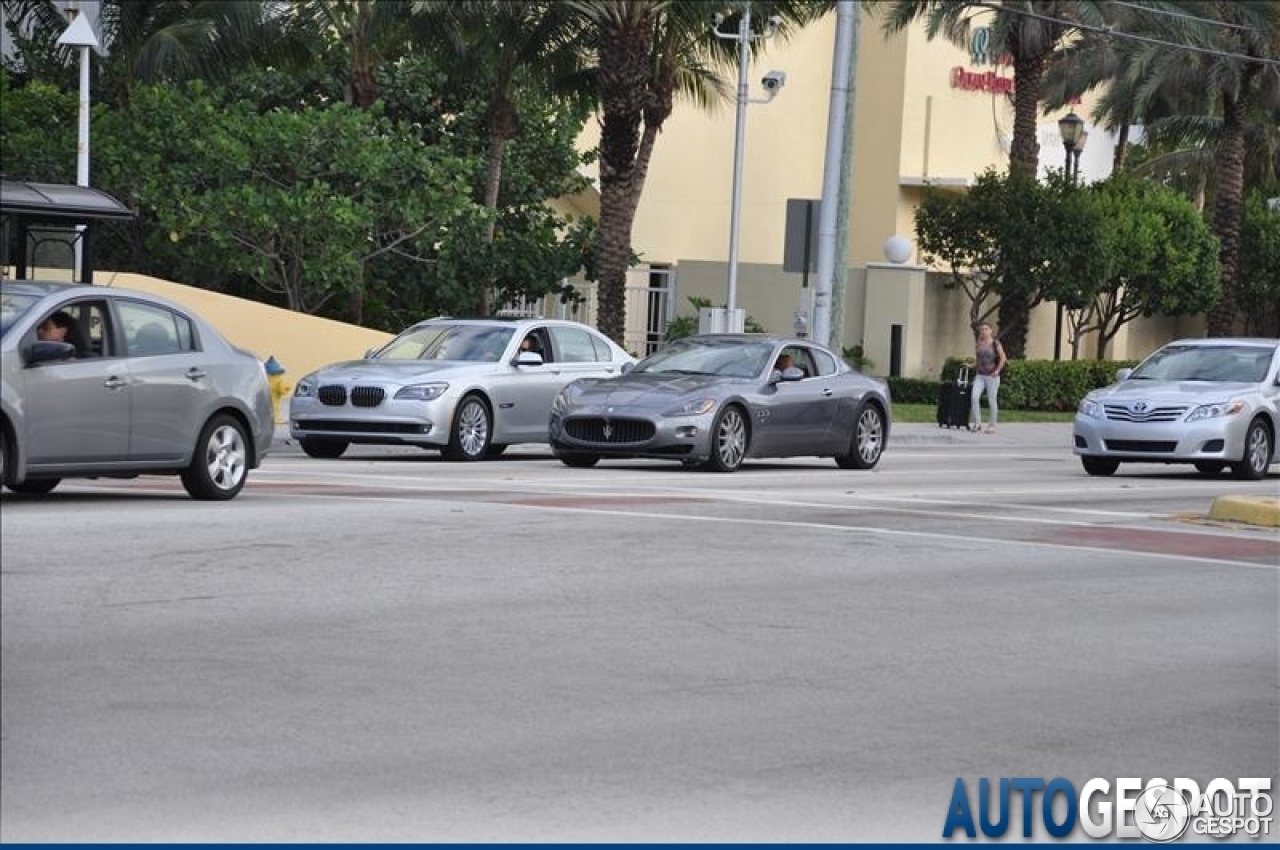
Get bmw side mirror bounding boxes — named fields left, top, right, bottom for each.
left=25, top=340, right=77, bottom=366
left=1116, top=368, right=1133, bottom=382
left=620, top=362, right=634, bottom=374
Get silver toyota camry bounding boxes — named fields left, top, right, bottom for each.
left=1074, top=337, right=1280, bottom=479
left=289, top=317, right=635, bottom=459
left=1, top=280, right=274, bottom=499
left=548, top=334, right=892, bottom=472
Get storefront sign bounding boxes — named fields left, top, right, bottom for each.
left=951, top=27, right=1014, bottom=94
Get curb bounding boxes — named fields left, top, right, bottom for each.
left=1208, top=496, right=1280, bottom=528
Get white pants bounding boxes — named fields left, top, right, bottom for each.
left=970, top=374, right=1000, bottom=426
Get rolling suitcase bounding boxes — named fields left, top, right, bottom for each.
left=936, top=366, right=971, bottom=429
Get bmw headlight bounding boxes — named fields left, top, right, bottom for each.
left=1186, top=399, right=1244, bottom=422
left=394, top=382, right=448, bottom=401
left=1077, top=398, right=1103, bottom=419
left=294, top=376, right=317, bottom=398
left=664, top=398, right=717, bottom=417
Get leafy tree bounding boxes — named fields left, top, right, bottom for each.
left=1043, top=2, right=1280, bottom=338
left=1237, top=191, right=1280, bottom=337
left=875, top=1, right=1108, bottom=357
left=412, top=1, right=595, bottom=314
left=95, top=82, right=478, bottom=314
left=0, top=71, right=79, bottom=182
left=1068, top=177, right=1219, bottom=359
left=914, top=169, right=1106, bottom=349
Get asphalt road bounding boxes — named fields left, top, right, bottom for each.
left=2, top=424, right=1276, bottom=842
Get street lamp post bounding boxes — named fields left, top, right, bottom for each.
left=57, top=5, right=99, bottom=283
left=713, top=7, right=783, bottom=333
left=1054, top=112, right=1087, bottom=360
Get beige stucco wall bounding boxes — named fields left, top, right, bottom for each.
left=92, top=271, right=393, bottom=381
left=575, top=9, right=1186, bottom=377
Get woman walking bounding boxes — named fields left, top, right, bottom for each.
left=970, top=323, right=1006, bottom=433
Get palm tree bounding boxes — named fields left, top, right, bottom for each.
left=0, top=0, right=291, bottom=108
left=1046, top=1, right=1280, bottom=336
left=571, top=0, right=829, bottom=344
left=414, top=1, right=595, bottom=314
left=876, top=1, right=1105, bottom=357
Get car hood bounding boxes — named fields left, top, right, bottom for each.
left=309, top=359, right=475, bottom=382
left=1090, top=379, right=1258, bottom=401
left=570, top=372, right=739, bottom=405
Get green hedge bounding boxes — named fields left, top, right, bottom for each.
left=885, top=358, right=1139, bottom=411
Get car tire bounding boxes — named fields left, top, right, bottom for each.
left=558, top=452, right=599, bottom=468
left=836, top=403, right=886, bottom=470
left=1081, top=456, right=1119, bottom=477
left=442, top=394, right=491, bottom=461
left=0, top=424, right=9, bottom=489
left=702, top=405, right=748, bottom=473
left=180, top=414, right=249, bottom=500
left=300, top=438, right=348, bottom=459
left=8, top=477, right=61, bottom=495
left=1194, top=461, right=1225, bottom=477
left=485, top=443, right=508, bottom=458
left=1231, top=418, right=1272, bottom=481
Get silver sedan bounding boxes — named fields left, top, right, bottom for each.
left=1, top=280, right=274, bottom=499
left=548, top=335, right=892, bottom=472
left=1074, top=337, right=1280, bottom=479
left=289, top=318, right=635, bottom=460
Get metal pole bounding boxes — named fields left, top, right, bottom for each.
left=810, top=1, right=857, bottom=347
left=725, top=8, right=751, bottom=326
left=73, top=44, right=90, bottom=282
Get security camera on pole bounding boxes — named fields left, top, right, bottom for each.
left=709, top=6, right=785, bottom=334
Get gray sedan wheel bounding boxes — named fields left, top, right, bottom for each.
left=9, top=477, right=61, bottom=495
left=443, top=395, right=491, bottom=461
left=836, top=404, right=886, bottom=470
left=702, top=405, right=748, bottom=473
left=180, top=414, right=249, bottom=500
left=1231, top=419, right=1272, bottom=481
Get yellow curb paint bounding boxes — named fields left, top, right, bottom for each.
left=1208, top=496, right=1280, bottom=529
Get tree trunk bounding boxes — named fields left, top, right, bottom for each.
left=998, top=51, right=1047, bottom=357
left=1206, top=90, right=1249, bottom=337
left=594, top=8, right=656, bottom=344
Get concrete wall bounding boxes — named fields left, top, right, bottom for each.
left=90, top=271, right=394, bottom=381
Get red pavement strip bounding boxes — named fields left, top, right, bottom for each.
left=1045, top=525, right=1279, bottom=563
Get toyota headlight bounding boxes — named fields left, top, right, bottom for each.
left=1077, top=398, right=1103, bottom=419
left=1186, top=399, right=1244, bottom=422
left=664, top=398, right=717, bottom=417
left=394, top=382, right=448, bottom=401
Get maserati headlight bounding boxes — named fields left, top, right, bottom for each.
left=394, top=382, right=449, bottom=401
left=1077, top=398, right=1102, bottom=419
left=1186, top=399, right=1244, bottom=422
left=293, top=376, right=317, bottom=398
left=664, top=398, right=717, bottom=417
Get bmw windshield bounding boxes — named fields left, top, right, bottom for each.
left=373, top=323, right=515, bottom=363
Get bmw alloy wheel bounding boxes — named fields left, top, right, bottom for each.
left=444, top=396, right=491, bottom=461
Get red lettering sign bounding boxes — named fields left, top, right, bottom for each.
left=949, top=66, right=1015, bottom=95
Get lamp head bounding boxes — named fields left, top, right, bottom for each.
left=1057, top=112, right=1084, bottom=148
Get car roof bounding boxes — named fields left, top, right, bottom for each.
left=681, top=333, right=828, bottom=348
left=1164, top=337, right=1280, bottom=347
left=413, top=316, right=602, bottom=331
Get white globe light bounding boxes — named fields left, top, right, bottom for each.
left=884, top=235, right=913, bottom=264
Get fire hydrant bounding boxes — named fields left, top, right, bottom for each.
left=264, top=355, right=291, bottom=424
